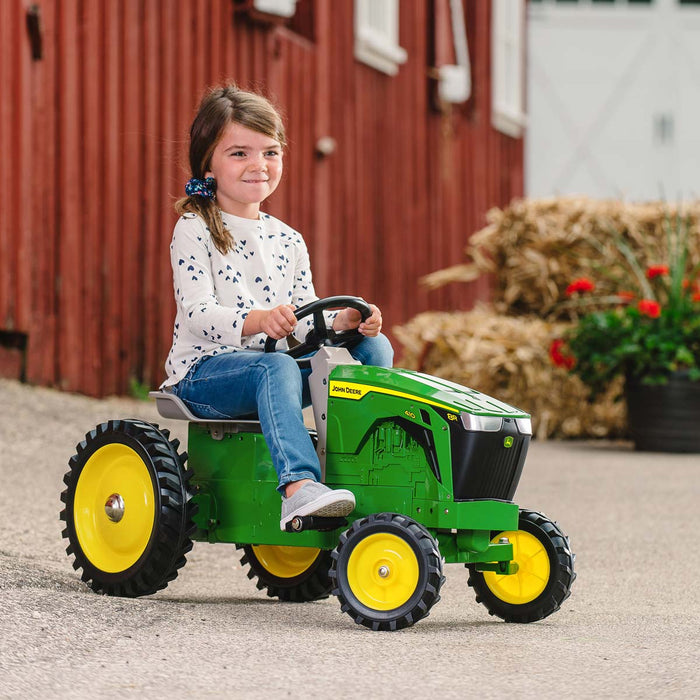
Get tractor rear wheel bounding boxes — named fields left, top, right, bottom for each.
left=60, top=419, right=196, bottom=597
left=467, top=509, right=575, bottom=623
left=330, top=512, right=444, bottom=631
left=238, top=544, right=333, bottom=602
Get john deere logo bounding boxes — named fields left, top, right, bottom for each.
left=503, top=436, right=514, bottom=448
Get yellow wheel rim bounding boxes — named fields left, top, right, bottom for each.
left=483, top=530, right=550, bottom=605
left=252, top=545, right=321, bottom=578
left=73, top=443, right=156, bottom=573
left=346, top=533, right=419, bottom=611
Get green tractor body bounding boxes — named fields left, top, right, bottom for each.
left=189, top=362, right=526, bottom=572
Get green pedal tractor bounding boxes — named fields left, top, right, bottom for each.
left=61, top=297, right=575, bottom=631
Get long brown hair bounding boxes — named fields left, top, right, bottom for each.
left=175, top=85, right=286, bottom=254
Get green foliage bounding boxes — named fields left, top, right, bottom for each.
left=568, top=305, right=700, bottom=396
left=556, top=212, right=700, bottom=398
left=128, top=377, right=151, bottom=401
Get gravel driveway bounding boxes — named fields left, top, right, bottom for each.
left=1, top=377, right=698, bottom=699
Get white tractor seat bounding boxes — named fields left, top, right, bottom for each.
left=148, top=391, right=260, bottom=426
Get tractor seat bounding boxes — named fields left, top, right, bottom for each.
left=148, top=390, right=260, bottom=427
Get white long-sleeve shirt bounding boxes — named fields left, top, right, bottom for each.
left=161, top=210, right=327, bottom=387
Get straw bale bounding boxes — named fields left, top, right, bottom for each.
left=422, top=197, right=700, bottom=320
left=393, top=305, right=626, bottom=440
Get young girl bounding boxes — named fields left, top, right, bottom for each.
left=161, top=85, right=393, bottom=530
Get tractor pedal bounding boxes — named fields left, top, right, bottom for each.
left=285, top=515, right=348, bottom=533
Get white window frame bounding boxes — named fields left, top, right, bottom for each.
left=253, top=0, right=298, bottom=18
left=491, top=0, right=527, bottom=137
left=354, top=0, right=407, bottom=76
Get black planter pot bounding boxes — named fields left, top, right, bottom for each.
left=625, top=371, right=700, bottom=453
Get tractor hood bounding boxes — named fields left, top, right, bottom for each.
left=328, top=365, right=530, bottom=419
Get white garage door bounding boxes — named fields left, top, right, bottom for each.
left=526, top=0, right=700, bottom=201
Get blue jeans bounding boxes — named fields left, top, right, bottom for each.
left=172, top=334, right=394, bottom=492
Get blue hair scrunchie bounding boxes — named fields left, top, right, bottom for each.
left=185, top=177, right=217, bottom=199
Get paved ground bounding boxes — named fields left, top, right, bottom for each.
left=1, top=377, right=699, bottom=699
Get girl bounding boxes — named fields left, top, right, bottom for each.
left=161, top=85, right=393, bottom=530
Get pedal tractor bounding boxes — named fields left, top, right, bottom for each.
left=61, top=296, right=575, bottom=631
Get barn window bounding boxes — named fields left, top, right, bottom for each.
left=354, top=0, right=407, bottom=76
left=251, top=0, right=298, bottom=17
left=234, top=0, right=299, bottom=22
left=491, top=0, right=526, bottom=138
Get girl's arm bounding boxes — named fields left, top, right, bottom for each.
left=241, top=305, right=297, bottom=339
left=333, top=304, right=383, bottom=337
left=171, top=216, right=249, bottom=347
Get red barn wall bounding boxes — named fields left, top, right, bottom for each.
left=0, top=0, right=523, bottom=396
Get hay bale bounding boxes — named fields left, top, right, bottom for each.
left=393, top=305, right=626, bottom=440
left=422, top=197, right=700, bottom=320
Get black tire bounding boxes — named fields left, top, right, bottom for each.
left=238, top=544, right=333, bottom=602
left=330, top=513, right=444, bottom=631
left=60, top=419, right=197, bottom=597
left=467, top=509, right=575, bottom=623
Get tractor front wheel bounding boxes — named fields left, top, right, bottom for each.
left=238, top=544, right=333, bottom=602
left=330, top=513, right=444, bottom=631
left=467, top=509, right=575, bottom=623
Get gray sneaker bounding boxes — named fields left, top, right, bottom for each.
left=280, top=481, right=356, bottom=531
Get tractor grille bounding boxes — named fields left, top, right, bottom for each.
left=449, top=420, right=529, bottom=501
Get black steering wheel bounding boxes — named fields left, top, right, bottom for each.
left=264, top=295, right=372, bottom=368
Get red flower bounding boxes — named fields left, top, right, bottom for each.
left=565, top=278, right=595, bottom=296
left=617, top=291, right=636, bottom=304
left=637, top=299, right=661, bottom=318
left=646, top=265, right=669, bottom=280
left=549, top=339, right=576, bottom=370
left=683, top=279, right=700, bottom=299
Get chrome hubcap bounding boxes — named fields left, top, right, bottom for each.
left=104, top=493, right=125, bottom=523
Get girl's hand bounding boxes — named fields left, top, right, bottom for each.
left=258, top=304, right=298, bottom=339
left=333, top=304, right=383, bottom=337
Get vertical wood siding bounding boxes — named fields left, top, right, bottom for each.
left=0, top=0, right=523, bottom=396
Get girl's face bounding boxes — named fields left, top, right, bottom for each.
left=205, top=121, right=283, bottom=219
